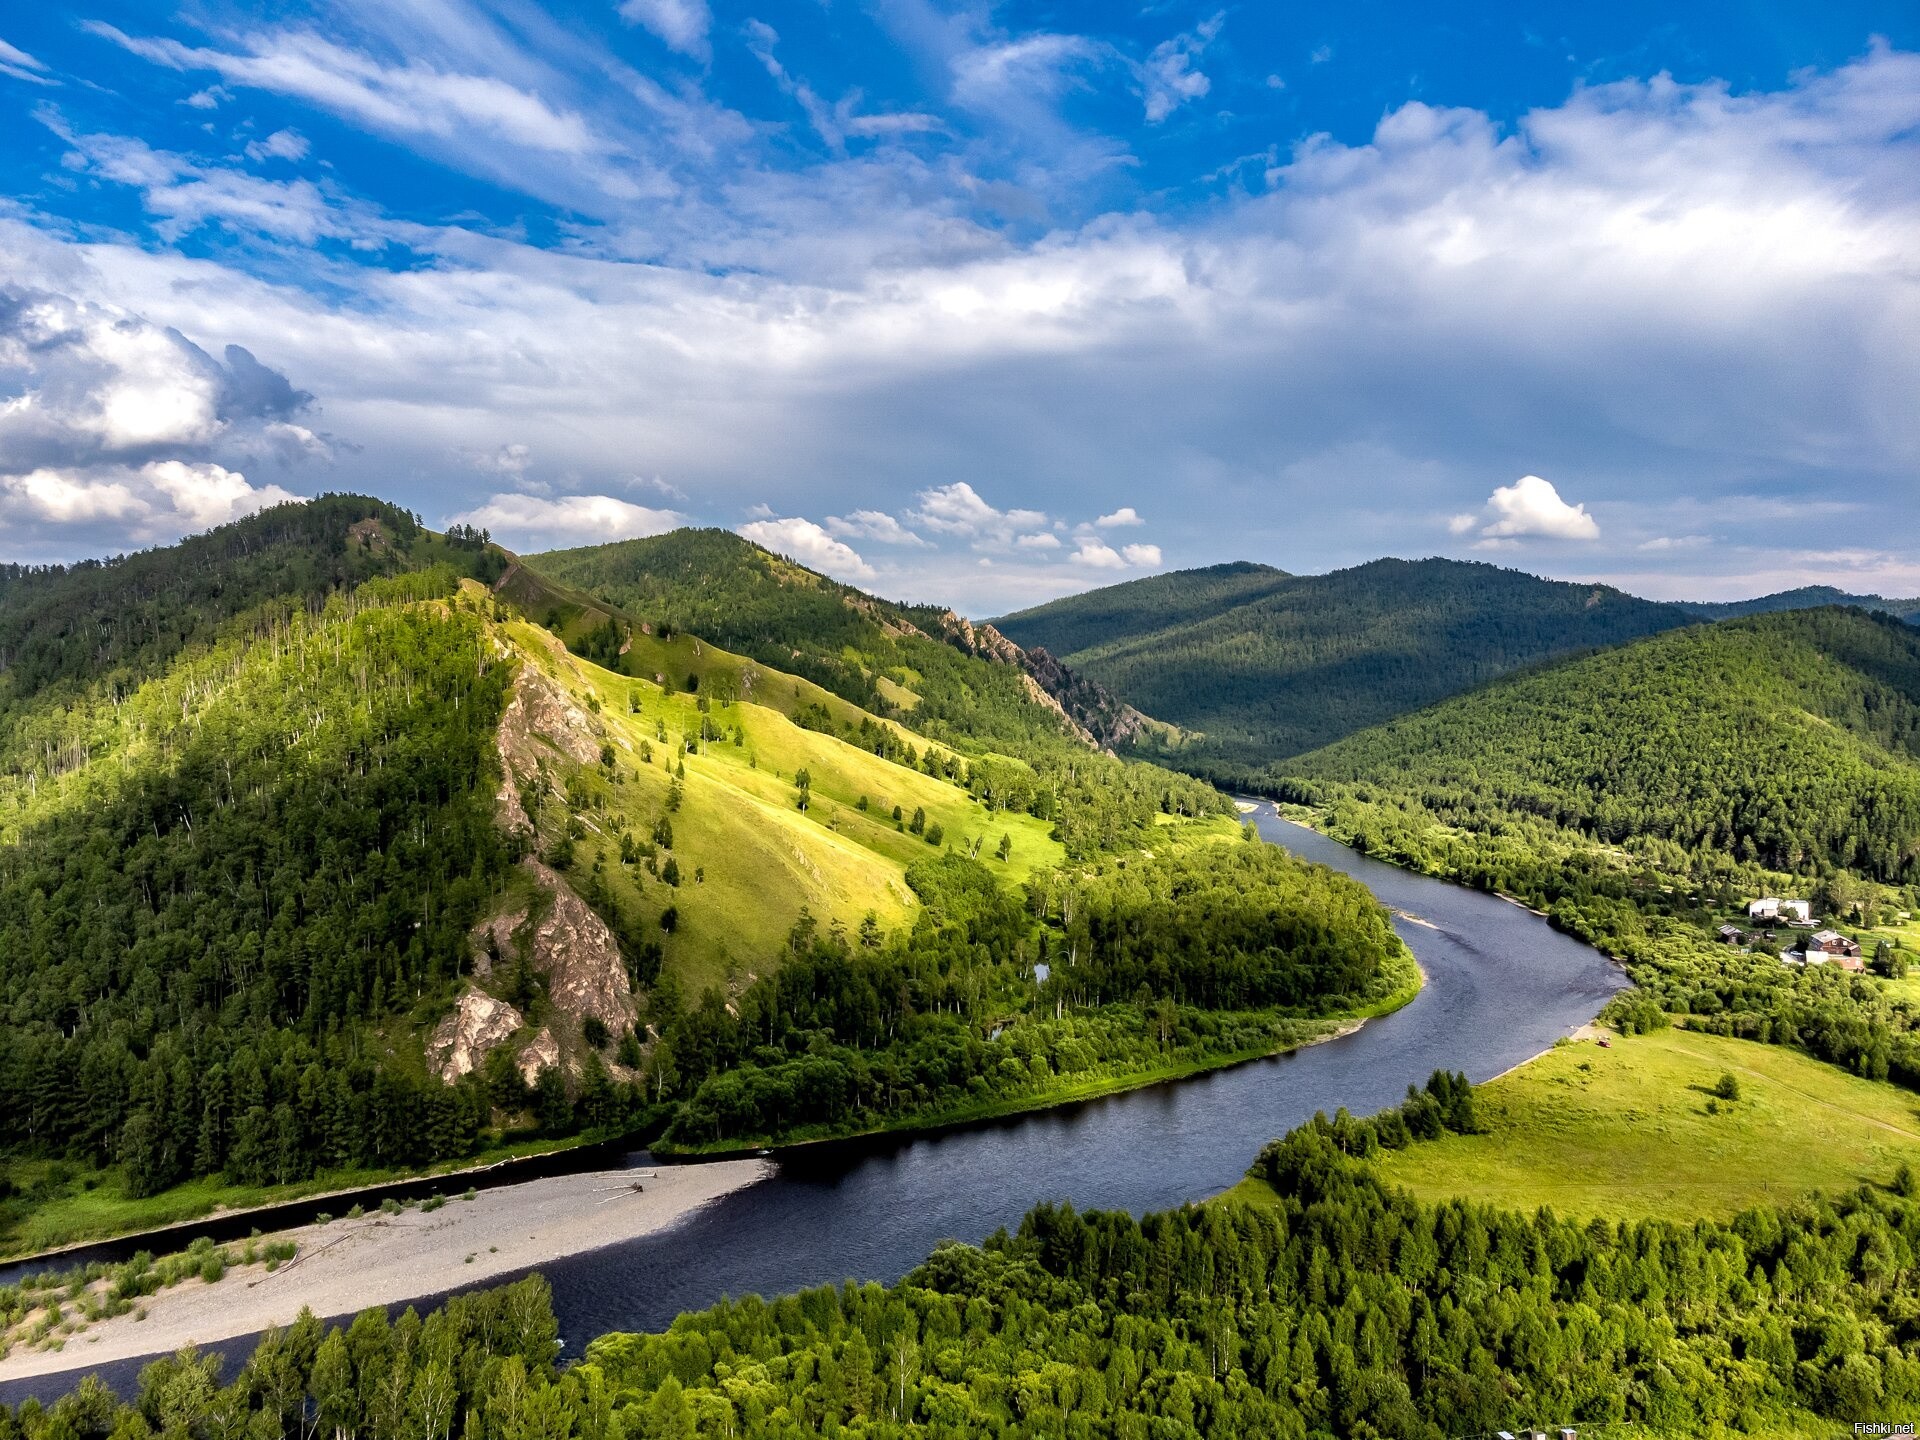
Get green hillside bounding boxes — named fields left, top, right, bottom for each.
left=526, top=528, right=1161, bottom=754
left=0, top=502, right=1418, bottom=1255
left=986, top=560, right=1288, bottom=657
left=995, top=556, right=1691, bottom=771
left=1282, top=606, right=1920, bottom=884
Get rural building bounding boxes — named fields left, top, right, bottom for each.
left=1748, top=897, right=1780, bottom=919
left=1717, top=924, right=1748, bottom=945
left=1807, top=929, right=1862, bottom=959
left=1781, top=899, right=1812, bottom=923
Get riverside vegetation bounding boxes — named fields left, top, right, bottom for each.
left=11, top=1080, right=1917, bottom=1438
left=0, top=501, right=1411, bottom=1253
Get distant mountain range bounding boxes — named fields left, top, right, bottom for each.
left=996, top=558, right=1920, bottom=779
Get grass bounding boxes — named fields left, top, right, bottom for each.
left=1326, top=1027, right=1920, bottom=1221
left=502, top=616, right=1234, bottom=997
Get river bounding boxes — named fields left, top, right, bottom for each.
left=0, top=807, right=1627, bottom=1402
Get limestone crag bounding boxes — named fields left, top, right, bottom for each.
left=426, top=989, right=527, bottom=1083
left=523, top=858, right=638, bottom=1040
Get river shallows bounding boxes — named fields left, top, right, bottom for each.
left=0, top=808, right=1626, bottom=1401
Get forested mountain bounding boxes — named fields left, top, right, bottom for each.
left=1280, top=606, right=1920, bottom=884
left=527, top=529, right=1168, bottom=753
left=996, top=557, right=1692, bottom=772
left=1681, top=584, right=1920, bottom=624
left=0, top=501, right=1404, bottom=1254
left=984, top=560, right=1290, bottom=658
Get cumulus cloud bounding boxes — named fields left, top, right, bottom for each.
left=912, top=483, right=1050, bottom=549
left=826, top=509, right=928, bottom=546
left=737, top=516, right=876, bottom=580
left=1450, top=476, right=1600, bottom=544
left=618, top=0, right=710, bottom=60
left=1069, top=538, right=1126, bottom=568
left=1095, top=506, right=1142, bottom=527
left=1120, top=543, right=1162, bottom=566
left=451, top=492, right=682, bottom=551
left=0, top=282, right=317, bottom=558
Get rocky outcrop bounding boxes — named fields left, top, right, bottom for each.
left=524, top=858, right=638, bottom=1039
left=494, top=660, right=608, bottom=833
left=1019, top=645, right=1160, bottom=748
left=517, top=1028, right=560, bottom=1085
left=426, top=989, right=527, bottom=1083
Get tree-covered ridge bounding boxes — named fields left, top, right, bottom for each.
left=1683, top=585, right=1920, bottom=624
left=997, top=556, right=1693, bottom=772
left=0, top=576, right=518, bottom=1202
left=524, top=529, right=1150, bottom=762
left=0, top=495, right=499, bottom=726
left=990, top=560, right=1290, bottom=659
left=1284, top=606, right=1920, bottom=883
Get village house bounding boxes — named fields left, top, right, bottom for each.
left=1807, top=929, right=1862, bottom=960
left=1717, top=924, right=1748, bottom=945
left=1747, top=897, right=1780, bottom=920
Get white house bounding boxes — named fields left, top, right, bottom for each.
left=1781, top=899, right=1811, bottom=923
left=1748, top=898, right=1781, bottom=920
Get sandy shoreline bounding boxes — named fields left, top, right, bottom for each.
left=0, top=1159, right=772, bottom=1384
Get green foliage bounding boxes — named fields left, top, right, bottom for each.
left=998, top=555, right=1690, bottom=769
left=1, top=573, right=516, bottom=1209
left=656, top=845, right=1404, bottom=1148
left=1286, top=607, right=1920, bottom=883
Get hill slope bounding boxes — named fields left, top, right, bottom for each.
left=1281, top=606, right=1920, bottom=883
left=996, top=557, right=1692, bottom=769
left=526, top=529, right=1169, bottom=753
left=1, top=501, right=1402, bottom=1254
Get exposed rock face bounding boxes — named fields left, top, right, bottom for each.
left=426, top=989, right=526, bottom=1083
left=469, top=909, right=525, bottom=978
left=518, top=1028, right=560, bottom=1085
left=494, top=660, right=608, bottom=834
left=524, top=858, right=638, bottom=1039
left=1019, top=645, right=1159, bottom=748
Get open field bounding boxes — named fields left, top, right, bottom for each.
left=1224, top=1026, right=1920, bottom=1223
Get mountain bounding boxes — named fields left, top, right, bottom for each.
left=3, top=501, right=1398, bottom=1255
left=985, top=560, right=1291, bottom=658
left=526, top=529, right=1172, bottom=754
left=1679, top=585, right=1920, bottom=624
left=995, top=557, right=1693, bottom=771
left=1280, top=606, right=1920, bottom=884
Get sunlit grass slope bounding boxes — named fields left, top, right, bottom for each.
left=1232, top=1027, right=1920, bottom=1222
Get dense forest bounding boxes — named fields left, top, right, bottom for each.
left=13, top=1099, right=1914, bottom=1437
left=996, top=556, right=1691, bottom=773
left=0, top=575, right=524, bottom=1198
left=1682, top=585, right=1920, bottom=624
left=1282, top=607, right=1920, bottom=883
left=649, top=845, right=1407, bottom=1148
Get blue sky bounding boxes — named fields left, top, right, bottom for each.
left=1, top=2, right=1917, bottom=611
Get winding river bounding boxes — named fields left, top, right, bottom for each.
left=1, top=808, right=1627, bottom=1402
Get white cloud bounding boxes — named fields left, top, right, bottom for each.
left=912, top=482, right=1050, bottom=548
left=90, top=25, right=604, bottom=157
left=244, top=128, right=310, bottom=162
left=1014, top=532, right=1061, bottom=550
left=1456, top=475, right=1601, bottom=542
left=1141, top=14, right=1222, bottom=124
left=1069, top=538, right=1126, bottom=568
left=826, top=509, right=928, bottom=546
left=475, top=442, right=533, bottom=477
left=0, top=36, right=55, bottom=86
left=1637, top=534, right=1710, bottom=552
left=1095, top=506, right=1143, bottom=527
left=737, top=516, right=876, bottom=580
left=617, top=0, right=711, bottom=60
left=1120, top=542, right=1162, bottom=566
left=452, top=492, right=683, bottom=551
left=0, top=462, right=301, bottom=537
